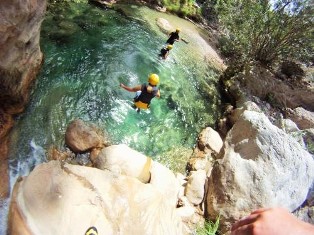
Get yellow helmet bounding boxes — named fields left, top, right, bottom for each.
left=167, top=45, right=173, bottom=50
left=176, top=28, right=180, bottom=32
left=148, top=74, right=159, bottom=86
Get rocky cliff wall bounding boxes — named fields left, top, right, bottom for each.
left=0, top=0, right=47, bottom=198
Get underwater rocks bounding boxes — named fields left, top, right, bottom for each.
left=156, top=17, right=173, bottom=34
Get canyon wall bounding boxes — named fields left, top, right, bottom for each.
left=0, top=0, right=47, bottom=198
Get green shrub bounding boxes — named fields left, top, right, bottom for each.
left=162, top=0, right=201, bottom=20
left=213, top=0, right=314, bottom=66
left=195, top=215, right=220, bottom=235
left=265, top=92, right=282, bottom=109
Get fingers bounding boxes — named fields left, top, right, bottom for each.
left=231, top=208, right=270, bottom=234
left=231, top=223, right=254, bottom=235
left=250, top=208, right=270, bottom=215
left=231, top=213, right=260, bottom=232
left=232, top=208, right=270, bottom=231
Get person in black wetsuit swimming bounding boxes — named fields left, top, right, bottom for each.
left=159, top=44, right=173, bottom=59
left=166, top=28, right=180, bottom=45
left=120, top=74, right=160, bottom=113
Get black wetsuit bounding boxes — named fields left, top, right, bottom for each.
left=166, top=32, right=179, bottom=45
left=159, top=47, right=169, bottom=58
left=135, top=83, right=159, bottom=105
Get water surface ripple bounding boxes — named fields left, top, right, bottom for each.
left=9, top=2, right=221, bottom=180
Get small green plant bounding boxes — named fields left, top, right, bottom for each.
left=195, top=215, right=220, bottom=235
left=265, top=92, right=281, bottom=109
left=161, top=0, right=201, bottom=20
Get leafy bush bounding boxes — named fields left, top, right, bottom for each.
left=217, top=35, right=240, bottom=60
left=195, top=215, right=220, bottom=235
left=200, top=0, right=218, bottom=23
left=162, top=0, right=201, bottom=20
left=213, top=0, right=314, bottom=66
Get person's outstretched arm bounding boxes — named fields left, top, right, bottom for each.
left=156, top=89, right=160, bottom=98
left=120, top=83, right=141, bottom=92
left=231, top=207, right=314, bottom=235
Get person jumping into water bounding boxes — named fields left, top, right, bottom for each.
left=159, top=44, right=173, bottom=59
left=120, top=74, right=160, bottom=113
left=166, top=28, right=180, bottom=45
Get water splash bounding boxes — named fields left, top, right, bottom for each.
left=9, top=139, right=46, bottom=191
left=1, top=139, right=47, bottom=234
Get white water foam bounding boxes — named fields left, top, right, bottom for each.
left=0, top=139, right=46, bottom=234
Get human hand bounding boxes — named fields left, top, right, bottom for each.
left=231, top=207, right=314, bottom=235
left=120, top=83, right=124, bottom=88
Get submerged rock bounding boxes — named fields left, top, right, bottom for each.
left=156, top=18, right=173, bottom=34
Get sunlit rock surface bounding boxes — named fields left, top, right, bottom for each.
left=94, top=144, right=180, bottom=206
left=65, top=119, right=108, bottom=153
left=206, top=110, right=314, bottom=233
left=8, top=160, right=184, bottom=235
left=286, top=107, right=314, bottom=130
left=229, top=65, right=314, bottom=111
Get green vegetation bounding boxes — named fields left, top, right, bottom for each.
left=48, top=0, right=87, bottom=3
left=195, top=215, right=220, bottom=235
left=162, top=0, right=202, bottom=20
left=157, top=146, right=193, bottom=173
left=212, top=0, right=314, bottom=66
left=47, top=0, right=314, bottom=66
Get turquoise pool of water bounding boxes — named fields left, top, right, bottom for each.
left=8, top=2, right=221, bottom=178
left=0, top=3, right=222, bottom=232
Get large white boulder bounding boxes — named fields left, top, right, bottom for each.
left=94, top=144, right=152, bottom=183
left=94, top=144, right=180, bottom=206
left=185, top=170, right=206, bottom=206
left=206, top=110, right=314, bottom=232
left=8, top=161, right=184, bottom=235
left=197, top=127, right=223, bottom=155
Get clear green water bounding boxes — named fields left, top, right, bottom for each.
left=1, top=3, right=221, bottom=232
left=9, top=3, right=221, bottom=175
